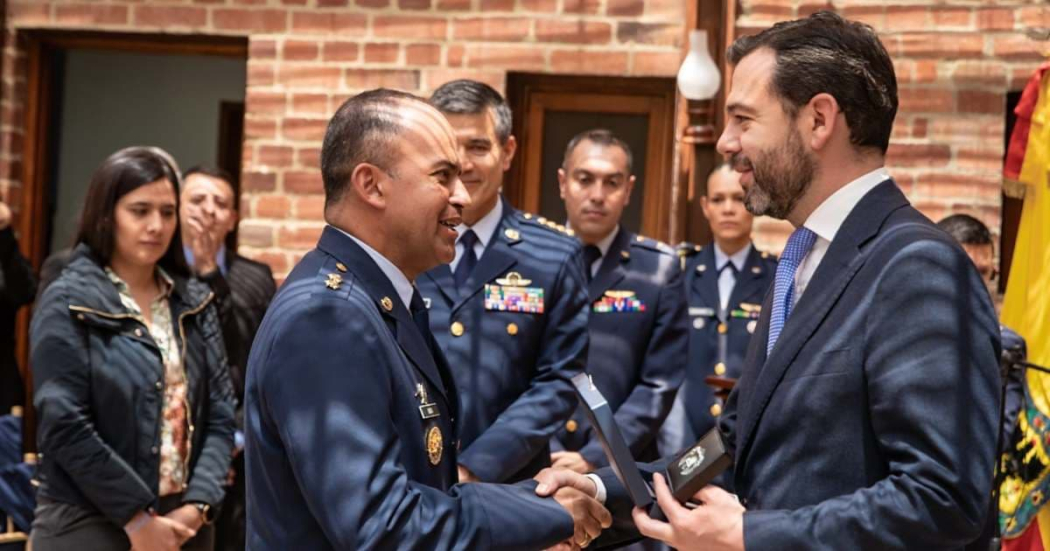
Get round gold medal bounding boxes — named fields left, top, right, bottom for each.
left=426, top=425, right=443, bottom=466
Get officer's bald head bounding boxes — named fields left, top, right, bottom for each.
left=321, top=89, right=434, bottom=209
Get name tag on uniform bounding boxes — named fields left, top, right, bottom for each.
left=484, top=284, right=545, bottom=313
left=689, top=307, right=716, bottom=317
left=593, top=290, right=645, bottom=313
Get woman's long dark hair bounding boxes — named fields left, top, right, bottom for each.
left=75, top=146, right=191, bottom=277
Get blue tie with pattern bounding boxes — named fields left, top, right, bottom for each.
left=767, top=226, right=817, bottom=355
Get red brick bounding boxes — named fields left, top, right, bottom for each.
left=258, top=145, right=295, bottom=167
left=249, top=38, right=277, bottom=60
left=447, top=44, right=466, bottom=67
left=291, top=93, right=330, bottom=115
left=357, top=0, right=390, bottom=6
left=644, top=0, right=684, bottom=18
left=244, top=117, right=278, bottom=140
left=374, top=16, right=448, bottom=39
left=538, top=20, right=611, bottom=44
left=551, top=50, right=628, bottom=75
left=466, top=45, right=545, bottom=71
left=927, top=117, right=1002, bottom=146
left=748, top=0, right=793, bottom=18
left=292, top=12, right=367, bottom=34
left=479, top=0, right=514, bottom=11
left=956, top=147, right=1004, bottom=171
left=345, top=69, right=421, bottom=90
left=295, top=196, right=325, bottom=220
left=931, top=7, right=971, bottom=28
left=950, top=61, right=1007, bottom=86
left=243, top=172, right=277, bottom=192
left=317, top=0, right=349, bottom=5
left=632, top=51, right=681, bottom=76
left=1011, top=63, right=1045, bottom=90
left=957, top=90, right=1003, bottom=115
left=454, top=17, right=532, bottom=42
left=406, top=44, right=442, bottom=66
left=297, top=147, right=322, bottom=168
left=885, top=143, right=951, bottom=168
left=251, top=252, right=289, bottom=275
left=247, top=63, right=276, bottom=86
left=256, top=195, right=292, bottom=218
left=133, top=6, right=207, bottom=28
left=399, top=0, right=432, bottom=9
left=992, top=36, right=1045, bottom=61
left=1019, top=7, right=1049, bottom=30
left=283, top=118, right=329, bottom=141
left=213, top=9, right=288, bottom=33
left=323, top=41, right=360, bottom=62
left=246, top=91, right=285, bottom=115
left=365, top=43, right=401, bottom=63
left=976, top=8, right=1014, bottom=31
left=840, top=5, right=884, bottom=29
left=278, top=65, right=342, bottom=88
left=9, top=2, right=51, bottom=26
left=240, top=223, right=275, bottom=248
left=898, top=88, right=954, bottom=113
left=914, top=173, right=1000, bottom=199
left=521, top=0, right=557, bottom=11
left=234, top=0, right=270, bottom=5
left=884, top=5, right=929, bottom=31
left=284, top=170, right=323, bottom=194
left=912, top=118, right=928, bottom=139
left=424, top=69, right=504, bottom=94
left=616, top=22, right=680, bottom=47
left=283, top=40, right=319, bottom=61
left=278, top=225, right=324, bottom=249
left=798, top=1, right=833, bottom=17
left=438, top=0, right=472, bottom=9
left=896, top=60, right=939, bottom=84
left=899, top=33, right=984, bottom=58
left=55, top=4, right=128, bottom=26
left=563, top=0, right=601, bottom=15
left=607, top=0, right=643, bottom=17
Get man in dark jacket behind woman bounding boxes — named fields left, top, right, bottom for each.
left=29, top=146, right=235, bottom=551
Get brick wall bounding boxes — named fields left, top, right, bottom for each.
left=738, top=0, right=1048, bottom=254
left=3, top=0, right=685, bottom=277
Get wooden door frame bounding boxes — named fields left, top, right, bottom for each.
left=505, top=73, right=677, bottom=242
left=16, top=29, right=247, bottom=452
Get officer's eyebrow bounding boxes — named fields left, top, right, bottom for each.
left=430, top=160, right=461, bottom=177
left=726, top=102, right=759, bottom=117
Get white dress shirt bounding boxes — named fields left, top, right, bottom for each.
left=714, top=243, right=752, bottom=312
left=794, top=167, right=891, bottom=305
left=334, top=226, right=415, bottom=312
left=450, top=199, right=503, bottom=272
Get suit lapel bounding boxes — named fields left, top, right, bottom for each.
left=726, top=246, right=769, bottom=310
left=588, top=228, right=629, bottom=303
left=452, top=212, right=520, bottom=312
left=690, top=246, right=721, bottom=311
left=734, top=181, right=910, bottom=464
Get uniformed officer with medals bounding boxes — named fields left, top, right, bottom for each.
left=660, top=164, right=777, bottom=453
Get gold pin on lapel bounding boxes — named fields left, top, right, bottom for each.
left=697, top=264, right=707, bottom=273
left=504, top=228, right=520, bottom=241
left=325, top=273, right=343, bottom=290
left=621, top=250, right=631, bottom=261
left=335, top=262, right=348, bottom=273
left=752, top=266, right=762, bottom=274
left=380, top=296, right=394, bottom=311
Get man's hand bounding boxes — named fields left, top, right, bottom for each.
left=124, top=511, right=196, bottom=551
left=457, top=464, right=479, bottom=483
left=534, top=468, right=609, bottom=549
left=0, top=201, right=11, bottom=231
left=551, top=451, right=595, bottom=474
left=164, top=504, right=204, bottom=535
left=631, top=473, right=745, bottom=551
left=534, top=467, right=598, bottom=497
left=184, top=214, right=220, bottom=275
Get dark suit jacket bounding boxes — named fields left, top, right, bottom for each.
left=417, top=198, right=590, bottom=482
left=553, top=228, right=687, bottom=466
left=244, top=226, right=573, bottom=550
left=602, top=180, right=1001, bottom=550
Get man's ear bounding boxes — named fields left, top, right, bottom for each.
left=624, top=175, right=637, bottom=206
left=350, top=163, right=387, bottom=209
left=557, top=167, right=568, bottom=200
left=501, top=135, right=518, bottom=171
left=806, top=93, right=840, bottom=152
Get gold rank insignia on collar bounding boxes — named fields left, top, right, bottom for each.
left=380, top=296, right=394, bottom=312
left=325, top=273, right=343, bottom=290
left=504, top=228, right=520, bottom=241
left=495, top=271, right=532, bottom=287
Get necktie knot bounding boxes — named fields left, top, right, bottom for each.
left=459, top=229, right=478, bottom=250
left=719, top=261, right=738, bottom=275
left=583, top=245, right=602, bottom=282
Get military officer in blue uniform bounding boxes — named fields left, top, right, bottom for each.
left=415, top=80, right=590, bottom=484
left=244, top=89, right=610, bottom=550
left=549, top=129, right=687, bottom=474
left=661, top=164, right=777, bottom=453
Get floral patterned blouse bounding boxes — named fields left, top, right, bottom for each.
left=105, top=267, right=189, bottom=497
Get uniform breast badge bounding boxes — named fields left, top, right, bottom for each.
left=592, top=290, right=645, bottom=313
left=484, top=272, right=545, bottom=314
left=425, top=425, right=443, bottom=466
left=415, top=383, right=440, bottom=420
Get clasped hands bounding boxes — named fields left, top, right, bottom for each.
left=533, top=468, right=746, bottom=551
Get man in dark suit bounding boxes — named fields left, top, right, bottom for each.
left=180, top=165, right=276, bottom=551
left=245, top=89, right=609, bottom=549
left=661, top=165, right=776, bottom=453
left=416, top=80, right=590, bottom=484
left=0, top=198, right=35, bottom=416
left=536, top=12, right=1001, bottom=550
left=549, top=128, right=686, bottom=475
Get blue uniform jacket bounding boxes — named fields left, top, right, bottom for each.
left=600, top=181, right=1001, bottom=550
left=552, top=229, right=687, bottom=467
left=244, top=226, right=573, bottom=550
left=417, top=199, right=590, bottom=483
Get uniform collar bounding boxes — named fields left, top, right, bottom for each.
left=713, top=242, right=751, bottom=272
left=455, top=197, right=503, bottom=251
left=332, top=226, right=414, bottom=312
left=803, top=167, right=891, bottom=243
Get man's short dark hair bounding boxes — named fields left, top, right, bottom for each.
left=562, top=129, right=633, bottom=174
left=184, top=164, right=237, bottom=202
left=429, top=79, right=512, bottom=145
left=321, top=88, right=425, bottom=207
left=937, top=214, right=993, bottom=247
left=727, top=11, right=898, bottom=154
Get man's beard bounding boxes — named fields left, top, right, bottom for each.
left=730, top=127, right=817, bottom=220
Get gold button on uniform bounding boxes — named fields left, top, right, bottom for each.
left=710, top=403, right=723, bottom=417
left=506, top=323, right=518, bottom=336
left=566, top=420, right=578, bottom=433
left=450, top=321, right=465, bottom=337
left=717, top=323, right=727, bottom=334
left=714, top=362, right=726, bottom=375
left=335, top=262, right=348, bottom=272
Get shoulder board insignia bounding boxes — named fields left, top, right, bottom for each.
left=504, top=228, right=521, bottom=241
left=635, top=235, right=647, bottom=243
left=495, top=271, right=532, bottom=287
left=523, top=212, right=534, bottom=220
left=325, top=273, right=343, bottom=290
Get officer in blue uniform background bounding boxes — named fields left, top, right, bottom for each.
left=549, top=129, right=687, bottom=474
left=660, top=164, right=777, bottom=453
left=416, top=80, right=590, bottom=484
left=244, top=89, right=609, bottom=549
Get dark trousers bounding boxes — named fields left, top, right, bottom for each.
left=30, top=494, right=215, bottom=551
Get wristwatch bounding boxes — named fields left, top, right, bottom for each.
left=188, top=501, right=215, bottom=525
